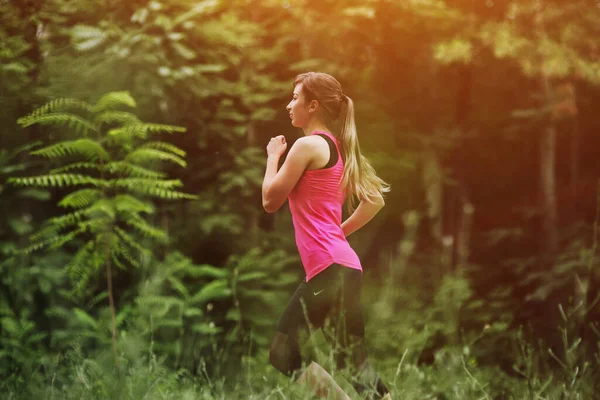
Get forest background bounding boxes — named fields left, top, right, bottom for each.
left=1, top=0, right=600, bottom=399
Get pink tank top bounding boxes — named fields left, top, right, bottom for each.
left=288, top=130, right=362, bottom=281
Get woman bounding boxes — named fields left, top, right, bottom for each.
left=262, top=72, right=391, bottom=399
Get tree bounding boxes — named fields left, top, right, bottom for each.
left=9, top=91, right=196, bottom=367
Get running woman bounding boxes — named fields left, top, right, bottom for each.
left=262, top=72, right=391, bottom=399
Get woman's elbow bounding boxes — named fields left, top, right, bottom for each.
left=367, top=193, right=385, bottom=208
left=262, top=200, right=279, bottom=213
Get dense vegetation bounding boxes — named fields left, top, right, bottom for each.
left=1, top=0, right=599, bottom=398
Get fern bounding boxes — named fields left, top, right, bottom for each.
left=142, top=141, right=187, bottom=157
left=114, top=226, right=151, bottom=258
left=189, top=280, right=232, bottom=305
left=126, top=148, right=187, bottom=167
left=112, top=240, right=140, bottom=269
left=59, top=189, right=102, bottom=209
left=94, top=110, right=141, bottom=126
left=140, top=187, right=198, bottom=200
left=123, top=212, right=168, bottom=242
left=32, top=139, right=110, bottom=161
left=9, top=174, right=105, bottom=188
left=121, top=123, right=186, bottom=137
left=105, top=161, right=167, bottom=178
left=47, top=210, right=86, bottom=229
left=16, top=98, right=92, bottom=122
left=50, top=162, right=102, bottom=174
left=92, top=91, right=136, bottom=112
left=18, top=113, right=97, bottom=135
left=113, top=194, right=155, bottom=215
left=112, top=178, right=183, bottom=190
left=10, top=91, right=194, bottom=367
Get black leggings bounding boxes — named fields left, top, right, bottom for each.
left=269, top=264, right=389, bottom=398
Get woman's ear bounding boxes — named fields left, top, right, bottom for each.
left=309, top=99, right=319, bottom=113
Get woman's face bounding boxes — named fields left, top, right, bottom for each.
left=286, top=83, right=313, bottom=128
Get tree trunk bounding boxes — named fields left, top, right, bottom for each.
left=540, top=76, right=559, bottom=258
left=105, top=237, right=120, bottom=371
left=247, top=122, right=259, bottom=247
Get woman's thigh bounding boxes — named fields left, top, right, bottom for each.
left=276, top=266, right=346, bottom=341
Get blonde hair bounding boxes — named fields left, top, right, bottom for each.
left=293, top=72, right=390, bottom=211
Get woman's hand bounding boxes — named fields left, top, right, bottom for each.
left=267, top=135, right=287, bottom=158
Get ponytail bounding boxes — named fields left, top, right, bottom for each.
left=339, top=96, right=390, bottom=212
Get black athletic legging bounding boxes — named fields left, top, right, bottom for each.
left=269, top=264, right=389, bottom=399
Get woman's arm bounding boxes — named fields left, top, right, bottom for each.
left=262, top=136, right=314, bottom=213
left=341, top=193, right=385, bottom=237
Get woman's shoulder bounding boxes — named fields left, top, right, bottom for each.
left=293, top=135, right=325, bottom=150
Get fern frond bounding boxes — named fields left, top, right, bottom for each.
left=29, top=225, right=60, bottom=243
left=125, top=148, right=186, bottom=167
left=122, top=212, right=168, bottom=243
left=32, top=139, right=109, bottom=161
left=114, top=226, right=151, bottom=258
left=189, top=280, right=232, bottom=305
left=186, top=265, right=230, bottom=279
left=73, top=308, right=98, bottom=329
left=105, top=161, right=166, bottom=178
left=93, top=91, right=136, bottom=112
left=77, top=216, right=112, bottom=234
left=112, top=241, right=140, bottom=268
left=113, top=194, right=155, bottom=215
left=84, top=199, right=116, bottom=220
left=94, top=111, right=141, bottom=126
left=121, top=123, right=186, bottom=138
left=141, top=141, right=186, bottom=157
left=86, top=291, right=109, bottom=309
left=46, top=306, right=71, bottom=319
left=114, top=179, right=198, bottom=199
left=68, top=242, right=103, bottom=295
left=21, top=226, right=83, bottom=254
left=47, top=210, right=86, bottom=229
left=50, top=162, right=101, bottom=174
left=7, top=140, right=44, bottom=160
left=111, top=252, right=128, bottom=271
left=58, top=189, right=102, bottom=209
left=8, top=174, right=105, bottom=188
left=140, top=187, right=198, bottom=200
left=17, top=99, right=92, bottom=124
left=112, top=178, right=183, bottom=191
left=47, top=226, right=86, bottom=250
left=18, top=113, right=97, bottom=135
left=168, top=276, right=190, bottom=299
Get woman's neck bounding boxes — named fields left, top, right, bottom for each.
left=302, top=119, right=330, bottom=136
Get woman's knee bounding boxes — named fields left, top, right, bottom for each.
left=269, top=331, right=300, bottom=376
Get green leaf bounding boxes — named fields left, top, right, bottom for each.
left=93, top=91, right=136, bottom=112
left=187, top=265, right=229, bottom=279
left=32, top=139, right=109, bottom=161
left=126, top=148, right=187, bottom=167
left=59, top=189, right=102, bottom=209
left=171, top=42, right=196, bottom=60
left=18, top=113, right=97, bottom=135
left=73, top=308, right=98, bottom=329
left=191, top=322, right=222, bottom=335
left=237, top=271, right=268, bottom=283
left=71, top=25, right=108, bottom=51
left=190, top=280, right=232, bottom=304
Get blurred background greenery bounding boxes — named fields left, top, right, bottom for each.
left=1, top=0, right=599, bottom=398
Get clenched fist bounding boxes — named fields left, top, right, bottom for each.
left=266, top=135, right=287, bottom=158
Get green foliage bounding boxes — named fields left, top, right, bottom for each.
left=9, top=92, right=196, bottom=296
